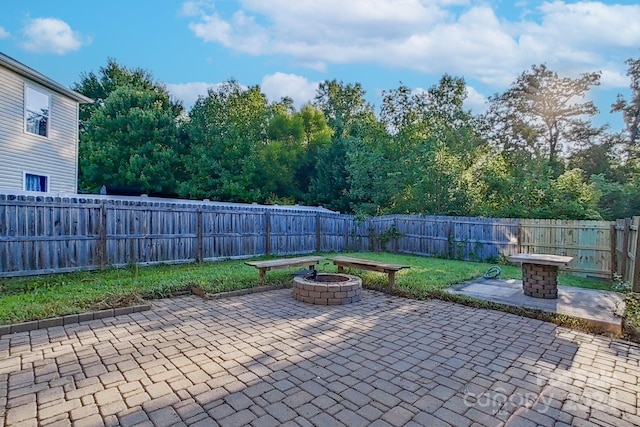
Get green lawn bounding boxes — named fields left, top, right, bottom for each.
left=0, top=252, right=616, bottom=326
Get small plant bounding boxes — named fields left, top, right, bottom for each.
left=612, top=273, right=632, bottom=293
left=495, top=253, right=513, bottom=266
left=623, top=292, right=640, bottom=342
left=379, top=224, right=403, bottom=250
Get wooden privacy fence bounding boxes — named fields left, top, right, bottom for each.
left=0, top=195, right=352, bottom=277
left=614, top=217, right=640, bottom=291
left=0, top=193, right=631, bottom=282
left=353, top=216, right=614, bottom=279
left=519, top=219, right=613, bottom=279
left=353, top=215, right=521, bottom=261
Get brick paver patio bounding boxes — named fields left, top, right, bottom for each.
left=1, top=289, right=639, bottom=426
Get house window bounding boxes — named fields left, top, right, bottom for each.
left=24, top=173, right=48, bottom=192
left=25, top=86, right=50, bottom=137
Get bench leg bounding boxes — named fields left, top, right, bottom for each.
left=388, top=271, right=396, bottom=289
left=337, top=265, right=344, bottom=273
left=259, top=269, right=266, bottom=283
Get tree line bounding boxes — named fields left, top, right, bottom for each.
left=73, top=58, right=640, bottom=220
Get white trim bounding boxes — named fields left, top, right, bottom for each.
left=24, top=83, right=51, bottom=139
left=1, top=52, right=93, bottom=104
left=73, top=102, right=79, bottom=192
left=23, top=171, right=50, bottom=192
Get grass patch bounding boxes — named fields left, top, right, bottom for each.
left=332, top=252, right=611, bottom=295
left=623, top=293, right=640, bottom=341
left=0, top=251, right=617, bottom=328
left=0, top=260, right=292, bottom=325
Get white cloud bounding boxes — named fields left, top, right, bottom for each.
left=183, top=1, right=640, bottom=90
left=20, top=18, right=90, bottom=54
left=165, top=82, right=223, bottom=109
left=464, top=86, right=489, bottom=114
left=167, top=74, right=318, bottom=110
left=599, top=68, right=629, bottom=90
left=261, top=73, right=319, bottom=108
left=0, top=27, right=9, bottom=39
left=179, top=0, right=213, bottom=17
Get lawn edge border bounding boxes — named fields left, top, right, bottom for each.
left=0, top=303, right=152, bottom=337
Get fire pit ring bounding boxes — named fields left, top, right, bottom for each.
left=293, top=273, right=362, bottom=305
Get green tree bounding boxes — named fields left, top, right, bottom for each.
left=612, top=57, right=640, bottom=153
left=350, top=76, right=485, bottom=216
left=293, top=104, right=333, bottom=200
left=80, top=85, right=183, bottom=195
left=533, top=169, right=602, bottom=220
left=73, top=58, right=181, bottom=127
left=487, top=64, right=601, bottom=165
left=567, top=132, right=624, bottom=181
left=180, top=80, right=269, bottom=202
left=74, top=59, right=184, bottom=194
left=314, top=80, right=376, bottom=139
left=257, top=99, right=306, bottom=202
left=308, top=80, right=377, bottom=212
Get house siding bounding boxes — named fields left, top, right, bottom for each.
left=0, top=65, right=79, bottom=193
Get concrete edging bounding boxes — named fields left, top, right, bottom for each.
left=0, top=304, right=152, bottom=337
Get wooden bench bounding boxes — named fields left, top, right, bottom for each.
left=245, top=256, right=324, bottom=282
left=330, top=256, right=410, bottom=288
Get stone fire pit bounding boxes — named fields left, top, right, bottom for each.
left=508, top=254, right=573, bottom=299
left=293, top=273, right=362, bottom=305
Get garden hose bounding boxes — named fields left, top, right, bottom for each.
left=483, top=266, right=502, bottom=279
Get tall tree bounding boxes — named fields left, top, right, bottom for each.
left=314, top=80, right=376, bottom=139
left=350, top=76, right=485, bottom=216
left=308, top=81, right=377, bottom=212
left=180, top=80, right=269, bottom=202
left=74, top=59, right=184, bottom=194
left=73, top=58, right=181, bottom=127
left=612, top=57, right=640, bottom=149
left=487, top=64, right=601, bottom=165
left=80, top=85, right=183, bottom=195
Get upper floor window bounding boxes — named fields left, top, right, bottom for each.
left=25, top=86, right=50, bottom=137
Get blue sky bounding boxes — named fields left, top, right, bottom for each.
left=1, top=0, right=639, bottom=131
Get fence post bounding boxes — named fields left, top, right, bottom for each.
left=316, top=213, right=321, bottom=253
left=621, top=218, right=631, bottom=279
left=393, top=216, right=400, bottom=253
left=344, top=216, right=350, bottom=252
left=517, top=222, right=523, bottom=255
left=609, top=221, right=616, bottom=280
left=196, top=208, right=203, bottom=263
left=447, top=219, right=454, bottom=259
left=634, top=217, right=640, bottom=292
left=265, top=210, right=271, bottom=256
left=98, top=203, right=107, bottom=270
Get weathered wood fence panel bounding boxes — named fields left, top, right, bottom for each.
left=615, top=216, right=640, bottom=291
left=106, top=202, right=199, bottom=266
left=357, top=215, right=520, bottom=261
left=0, top=194, right=630, bottom=280
left=396, top=216, right=450, bottom=257
left=319, top=213, right=353, bottom=253
left=447, top=216, right=520, bottom=261
left=268, top=211, right=316, bottom=255
left=520, top=219, right=612, bottom=279
left=0, top=195, right=353, bottom=277
left=0, top=197, right=103, bottom=275
left=201, top=207, right=265, bottom=260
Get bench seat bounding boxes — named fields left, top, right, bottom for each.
left=245, top=256, right=324, bottom=282
left=330, top=256, right=410, bottom=288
